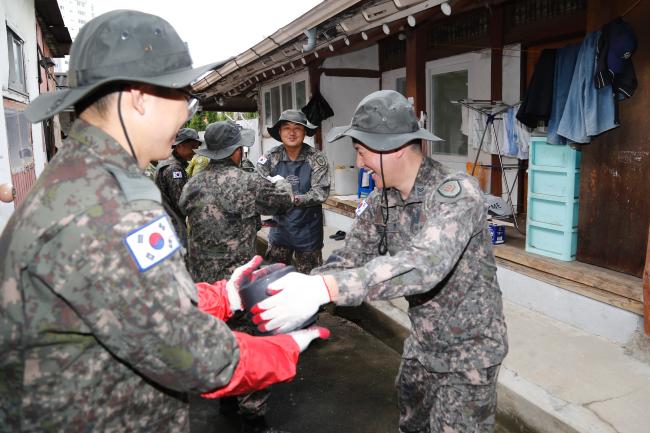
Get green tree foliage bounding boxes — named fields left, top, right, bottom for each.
left=185, top=111, right=258, bottom=131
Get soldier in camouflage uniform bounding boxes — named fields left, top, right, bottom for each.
left=253, top=91, right=509, bottom=433
left=180, top=121, right=294, bottom=432
left=0, top=10, right=328, bottom=433
left=180, top=121, right=293, bottom=282
left=257, top=110, right=330, bottom=274
left=155, top=127, right=201, bottom=246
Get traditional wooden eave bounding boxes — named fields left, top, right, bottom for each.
left=35, top=0, right=72, bottom=57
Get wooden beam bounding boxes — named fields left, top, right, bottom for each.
left=319, top=68, right=381, bottom=78
left=405, top=25, right=426, bottom=113
left=489, top=4, right=504, bottom=197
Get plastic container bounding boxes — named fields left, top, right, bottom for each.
left=358, top=167, right=375, bottom=198
left=334, top=166, right=358, bottom=195
left=525, top=137, right=581, bottom=261
left=488, top=223, right=505, bottom=245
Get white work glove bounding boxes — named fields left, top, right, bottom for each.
left=265, top=175, right=285, bottom=184
left=288, top=326, right=331, bottom=352
left=251, top=272, right=331, bottom=334
left=226, top=256, right=286, bottom=312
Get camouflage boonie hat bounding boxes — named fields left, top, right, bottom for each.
left=196, top=121, right=255, bottom=160
left=25, top=9, right=229, bottom=123
left=267, top=110, right=318, bottom=142
left=174, top=128, right=201, bottom=147
left=326, top=90, right=441, bottom=151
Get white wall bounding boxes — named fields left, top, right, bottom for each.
left=0, top=0, right=47, bottom=231
left=320, top=45, right=380, bottom=191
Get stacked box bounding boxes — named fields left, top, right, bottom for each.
left=525, top=137, right=581, bottom=261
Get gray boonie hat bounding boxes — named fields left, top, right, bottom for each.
left=196, top=121, right=255, bottom=160
left=267, top=110, right=318, bottom=142
left=174, top=128, right=201, bottom=147
left=25, top=9, right=229, bottom=123
left=326, top=90, right=441, bottom=151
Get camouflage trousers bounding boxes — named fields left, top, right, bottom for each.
left=265, top=244, right=323, bottom=274
left=397, top=358, right=500, bottom=433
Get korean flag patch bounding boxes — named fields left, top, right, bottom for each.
left=172, top=171, right=183, bottom=179
left=355, top=199, right=369, bottom=217
left=124, top=215, right=181, bottom=272
left=257, top=155, right=268, bottom=165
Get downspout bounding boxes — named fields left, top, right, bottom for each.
left=302, top=27, right=317, bottom=53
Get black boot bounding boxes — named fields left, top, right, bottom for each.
left=240, top=415, right=291, bottom=433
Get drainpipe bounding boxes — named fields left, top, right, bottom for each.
left=302, top=27, right=317, bottom=53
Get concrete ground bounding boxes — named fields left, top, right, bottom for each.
left=189, top=313, right=402, bottom=433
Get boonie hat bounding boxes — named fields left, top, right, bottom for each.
left=25, top=9, right=229, bottom=123
left=196, top=121, right=255, bottom=160
left=267, top=110, right=318, bottom=142
left=327, top=90, right=441, bottom=151
left=174, top=128, right=201, bottom=147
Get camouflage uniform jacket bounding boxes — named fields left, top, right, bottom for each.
left=0, top=120, right=240, bottom=432
left=179, top=159, right=293, bottom=282
left=155, top=152, right=189, bottom=245
left=316, top=157, right=508, bottom=372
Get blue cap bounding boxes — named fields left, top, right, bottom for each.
left=607, top=20, right=636, bottom=74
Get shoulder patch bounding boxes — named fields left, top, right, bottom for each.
left=257, top=155, right=268, bottom=165
left=355, top=199, right=369, bottom=217
left=172, top=170, right=184, bottom=179
left=124, top=215, right=181, bottom=272
left=437, top=180, right=462, bottom=198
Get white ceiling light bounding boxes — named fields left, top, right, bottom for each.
left=301, top=57, right=307, bottom=65
left=407, top=15, right=416, bottom=27
left=441, top=2, right=452, bottom=16
left=329, top=43, right=335, bottom=51
left=363, top=2, right=398, bottom=22
left=314, top=51, right=319, bottom=58
left=361, top=31, right=368, bottom=40
left=344, top=36, right=350, bottom=46
left=382, top=24, right=391, bottom=35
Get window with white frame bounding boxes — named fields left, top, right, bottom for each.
left=7, top=27, right=26, bottom=94
left=262, top=77, right=308, bottom=127
left=429, top=69, right=468, bottom=156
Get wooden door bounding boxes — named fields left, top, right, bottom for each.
left=577, top=0, right=650, bottom=277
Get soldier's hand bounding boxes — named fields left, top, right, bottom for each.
left=288, top=326, right=330, bottom=352
left=251, top=272, right=331, bottom=334
left=227, top=256, right=286, bottom=312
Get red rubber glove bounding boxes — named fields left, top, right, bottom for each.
left=197, top=257, right=286, bottom=322
left=202, top=326, right=330, bottom=398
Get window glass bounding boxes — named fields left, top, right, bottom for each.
left=7, top=28, right=26, bottom=93
left=270, top=86, right=281, bottom=124
left=264, top=92, right=272, bottom=125
left=281, top=82, right=293, bottom=112
left=4, top=106, right=34, bottom=171
left=295, top=80, right=307, bottom=109
left=429, top=70, right=468, bottom=156
left=396, top=77, right=407, bottom=97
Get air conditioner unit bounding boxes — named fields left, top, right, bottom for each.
left=362, top=1, right=398, bottom=22
left=393, top=0, right=426, bottom=8
left=340, top=13, right=368, bottom=33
